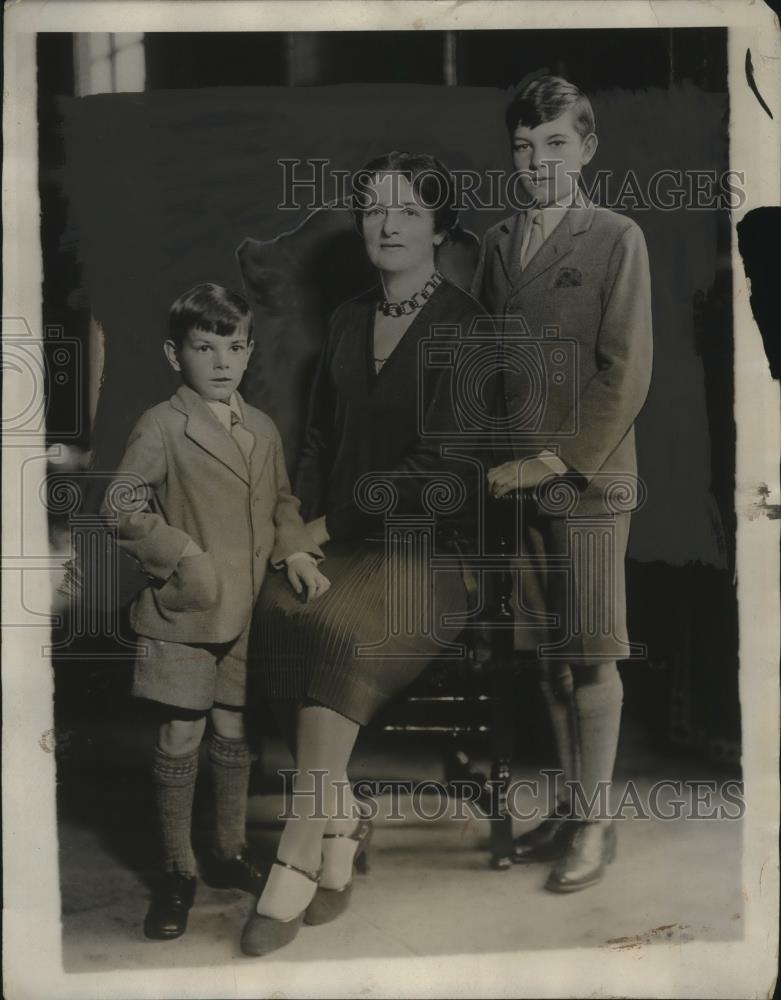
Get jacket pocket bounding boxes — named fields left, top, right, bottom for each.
left=155, top=551, right=219, bottom=613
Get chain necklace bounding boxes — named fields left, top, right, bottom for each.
left=378, top=270, right=443, bottom=318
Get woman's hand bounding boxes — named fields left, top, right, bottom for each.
left=287, top=555, right=331, bottom=602
left=487, top=457, right=557, bottom=499
left=305, top=515, right=330, bottom=548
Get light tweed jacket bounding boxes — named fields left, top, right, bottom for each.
left=101, top=384, right=321, bottom=644
left=472, top=204, right=653, bottom=514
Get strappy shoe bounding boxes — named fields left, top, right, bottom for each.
left=240, top=858, right=321, bottom=957
left=304, top=818, right=372, bottom=926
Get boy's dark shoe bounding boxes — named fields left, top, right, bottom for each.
left=200, top=845, right=265, bottom=895
left=143, top=872, right=197, bottom=940
left=545, top=821, right=617, bottom=893
left=512, top=805, right=573, bottom=863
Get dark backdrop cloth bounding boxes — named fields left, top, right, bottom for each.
left=58, top=81, right=739, bottom=756
left=60, top=81, right=731, bottom=569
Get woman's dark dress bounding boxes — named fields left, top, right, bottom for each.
left=253, top=279, right=487, bottom=725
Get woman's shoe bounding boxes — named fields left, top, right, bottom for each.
left=545, top=821, right=617, bottom=893
left=304, top=818, right=372, bottom=926
left=240, top=858, right=321, bottom=957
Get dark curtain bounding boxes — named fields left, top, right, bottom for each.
left=55, top=76, right=739, bottom=759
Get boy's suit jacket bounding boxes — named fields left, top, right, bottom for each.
left=101, top=385, right=321, bottom=644
left=471, top=204, right=653, bottom=514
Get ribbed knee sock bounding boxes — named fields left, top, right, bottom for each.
left=573, top=665, right=624, bottom=820
left=208, top=733, right=252, bottom=860
left=539, top=665, right=580, bottom=811
left=152, top=745, right=199, bottom=875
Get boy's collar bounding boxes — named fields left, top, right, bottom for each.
left=499, top=199, right=595, bottom=237
left=172, top=384, right=246, bottom=416
left=205, top=391, right=242, bottom=419
left=533, top=188, right=590, bottom=213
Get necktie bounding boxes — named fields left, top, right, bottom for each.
left=229, top=408, right=254, bottom=464
left=521, top=210, right=544, bottom=270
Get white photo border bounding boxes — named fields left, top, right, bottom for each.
left=3, top=3, right=779, bottom=997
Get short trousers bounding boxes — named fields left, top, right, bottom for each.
left=512, top=505, right=632, bottom=664
left=133, top=623, right=250, bottom=711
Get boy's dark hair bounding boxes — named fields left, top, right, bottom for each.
left=505, top=74, right=596, bottom=139
left=168, top=283, right=253, bottom=348
left=351, top=151, right=459, bottom=237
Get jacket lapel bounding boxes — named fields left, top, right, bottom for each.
left=234, top=393, right=274, bottom=489
left=495, top=214, right=525, bottom=287
left=509, top=203, right=596, bottom=293
left=172, top=385, right=250, bottom=485
left=512, top=214, right=573, bottom=292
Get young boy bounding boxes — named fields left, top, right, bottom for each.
left=472, top=76, right=653, bottom=891
left=102, top=283, right=329, bottom=938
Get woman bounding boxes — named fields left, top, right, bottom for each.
left=242, top=152, right=488, bottom=956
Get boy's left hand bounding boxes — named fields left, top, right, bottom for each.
left=287, top=555, right=331, bottom=602
left=487, top=457, right=557, bottom=499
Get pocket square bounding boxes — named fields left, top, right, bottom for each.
left=554, top=267, right=582, bottom=288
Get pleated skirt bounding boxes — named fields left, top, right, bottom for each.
left=250, top=539, right=469, bottom=725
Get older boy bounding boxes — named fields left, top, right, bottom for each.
left=472, top=76, right=653, bottom=891
left=102, top=284, right=328, bottom=938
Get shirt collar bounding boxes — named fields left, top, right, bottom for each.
left=530, top=189, right=588, bottom=240
left=205, top=391, right=242, bottom=427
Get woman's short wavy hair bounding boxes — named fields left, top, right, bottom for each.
left=351, top=151, right=459, bottom=237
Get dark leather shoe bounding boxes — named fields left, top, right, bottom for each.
left=143, top=872, right=197, bottom=940
left=201, top=846, right=265, bottom=895
left=545, top=821, right=617, bottom=893
left=512, top=810, right=573, bottom=864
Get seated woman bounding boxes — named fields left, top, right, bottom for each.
left=242, top=151, right=488, bottom=957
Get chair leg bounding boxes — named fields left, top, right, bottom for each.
left=443, top=745, right=487, bottom=790
left=489, top=659, right=515, bottom=870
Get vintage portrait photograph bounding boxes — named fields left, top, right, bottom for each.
left=3, top=2, right=779, bottom=997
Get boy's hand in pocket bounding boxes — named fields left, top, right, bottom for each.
left=286, top=555, right=331, bottom=602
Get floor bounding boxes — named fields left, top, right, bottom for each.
left=57, top=734, right=744, bottom=973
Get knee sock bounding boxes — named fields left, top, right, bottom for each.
left=573, top=664, right=624, bottom=821
left=539, top=665, right=580, bottom=813
left=208, top=732, right=252, bottom=860
left=152, top=745, right=199, bottom=875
